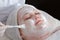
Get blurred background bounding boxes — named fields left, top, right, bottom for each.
left=26, top=0, right=60, bottom=20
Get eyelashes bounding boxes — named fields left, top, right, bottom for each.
left=24, top=13, right=40, bottom=21
left=24, top=16, right=32, bottom=21
left=35, top=13, right=40, bottom=15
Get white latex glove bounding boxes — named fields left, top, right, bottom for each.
left=0, top=22, right=7, bottom=37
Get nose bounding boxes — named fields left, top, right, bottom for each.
left=35, top=15, right=40, bottom=20
left=34, top=15, right=43, bottom=25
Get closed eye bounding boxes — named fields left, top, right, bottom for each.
left=24, top=16, right=32, bottom=21
left=35, top=13, right=40, bottom=15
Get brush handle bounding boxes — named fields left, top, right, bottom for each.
left=6, top=24, right=25, bottom=29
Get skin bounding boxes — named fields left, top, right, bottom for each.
left=17, top=10, right=60, bottom=40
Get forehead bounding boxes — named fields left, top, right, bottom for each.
left=24, top=11, right=34, bottom=16
left=23, top=10, right=40, bottom=16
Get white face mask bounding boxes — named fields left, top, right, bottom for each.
left=24, top=19, right=36, bottom=29
left=22, top=15, right=48, bottom=35
left=0, top=0, right=25, bottom=7
left=23, top=14, right=48, bottom=30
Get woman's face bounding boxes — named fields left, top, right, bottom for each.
left=22, top=11, right=44, bottom=25
left=18, top=10, right=49, bottom=40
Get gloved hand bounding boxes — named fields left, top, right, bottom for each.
left=0, top=22, right=7, bottom=29
left=0, top=22, right=7, bottom=37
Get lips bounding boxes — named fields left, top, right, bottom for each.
left=35, top=20, right=42, bottom=25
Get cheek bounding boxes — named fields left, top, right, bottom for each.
left=38, top=15, right=42, bottom=19
left=24, top=20, right=35, bottom=25
left=24, top=20, right=36, bottom=29
left=17, top=15, right=24, bottom=25
left=37, top=15, right=45, bottom=21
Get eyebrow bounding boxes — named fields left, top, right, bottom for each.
left=23, top=13, right=28, bottom=16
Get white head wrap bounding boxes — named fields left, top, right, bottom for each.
left=17, top=5, right=47, bottom=30
left=18, top=4, right=59, bottom=26
left=17, top=5, right=60, bottom=40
